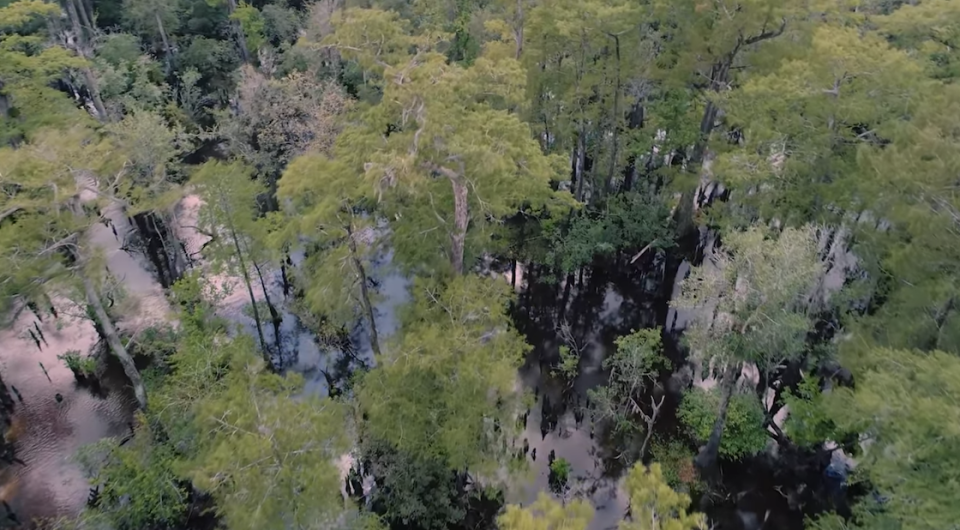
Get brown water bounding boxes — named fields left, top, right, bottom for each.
left=0, top=307, right=137, bottom=525
left=0, top=202, right=164, bottom=526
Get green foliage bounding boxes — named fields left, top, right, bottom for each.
left=498, top=463, right=706, bottom=530
left=674, top=226, right=824, bottom=385
left=107, top=109, right=190, bottom=211
left=190, top=160, right=267, bottom=275
left=649, top=439, right=702, bottom=494
left=147, top=311, right=347, bottom=529
left=361, top=438, right=470, bottom=530
left=357, top=275, right=529, bottom=473
left=77, top=421, right=189, bottom=530
left=782, top=377, right=838, bottom=448
left=550, top=191, right=673, bottom=273
left=231, top=2, right=266, bottom=56
left=58, top=350, right=97, bottom=376
left=184, top=350, right=348, bottom=530
left=547, top=457, right=571, bottom=491
left=96, top=34, right=144, bottom=67
left=121, top=0, right=180, bottom=49
left=620, top=463, right=707, bottom=530
left=0, top=0, right=87, bottom=142
left=261, top=4, right=300, bottom=47
left=328, top=8, right=571, bottom=273
left=553, top=345, right=579, bottom=381
left=497, top=492, right=593, bottom=530
left=824, top=348, right=960, bottom=530
left=179, top=36, right=241, bottom=99
left=588, top=329, right=666, bottom=436
left=277, top=152, right=375, bottom=331
left=678, top=388, right=768, bottom=461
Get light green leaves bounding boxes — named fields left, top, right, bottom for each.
left=357, top=275, right=529, bottom=472
left=826, top=348, right=960, bottom=530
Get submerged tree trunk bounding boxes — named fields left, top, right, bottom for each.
left=695, top=362, right=741, bottom=471
left=280, top=250, right=292, bottom=297
left=345, top=223, right=381, bottom=357
left=82, top=274, right=147, bottom=410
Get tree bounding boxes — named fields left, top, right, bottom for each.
left=184, top=342, right=348, bottom=530
left=191, top=160, right=279, bottom=362
left=673, top=225, right=823, bottom=469
left=327, top=8, right=570, bottom=274
left=121, top=0, right=179, bottom=69
left=588, top=329, right=667, bottom=460
left=359, top=437, right=475, bottom=530
left=497, top=493, right=593, bottom=530
left=817, top=347, right=960, bottom=530
left=619, top=463, right=707, bottom=530
left=356, top=274, right=529, bottom=473
left=677, top=387, right=768, bottom=461
left=0, top=125, right=148, bottom=410
left=77, top=420, right=189, bottom=530
left=497, top=463, right=707, bottom=530
left=218, top=65, right=348, bottom=201
left=278, top=153, right=382, bottom=355
left=106, top=109, right=192, bottom=287
left=0, top=0, right=88, bottom=143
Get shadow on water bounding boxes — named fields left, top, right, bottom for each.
left=507, top=238, right=844, bottom=530
left=509, top=255, right=666, bottom=530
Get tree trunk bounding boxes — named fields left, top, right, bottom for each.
left=64, top=0, right=107, bottom=120
left=226, top=216, right=271, bottom=364
left=513, top=0, right=524, bottom=59
left=450, top=176, right=469, bottom=275
left=251, top=258, right=283, bottom=357
left=695, top=361, right=741, bottom=471
left=346, top=223, right=381, bottom=357
left=155, top=12, right=174, bottom=73
left=72, top=0, right=93, bottom=33
left=226, top=0, right=251, bottom=64
left=280, top=250, right=292, bottom=297
left=622, top=100, right=644, bottom=193
left=572, top=128, right=586, bottom=202
left=83, top=275, right=147, bottom=410
left=604, top=32, right=623, bottom=196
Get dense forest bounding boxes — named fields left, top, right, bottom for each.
left=0, top=0, right=957, bottom=528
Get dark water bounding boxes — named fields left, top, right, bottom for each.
left=1, top=203, right=833, bottom=530
left=509, top=257, right=666, bottom=530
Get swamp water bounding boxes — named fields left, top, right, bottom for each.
left=1, top=202, right=829, bottom=529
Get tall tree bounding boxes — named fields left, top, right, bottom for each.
left=0, top=0, right=88, bottom=143
left=121, top=0, right=179, bottom=70
left=278, top=153, right=382, bottom=355
left=191, top=160, right=279, bottom=362
left=0, top=126, right=148, bottom=409
left=673, top=225, right=823, bottom=470
left=327, top=8, right=570, bottom=274
left=356, top=275, right=529, bottom=473
left=815, top=347, right=960, bottom=530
